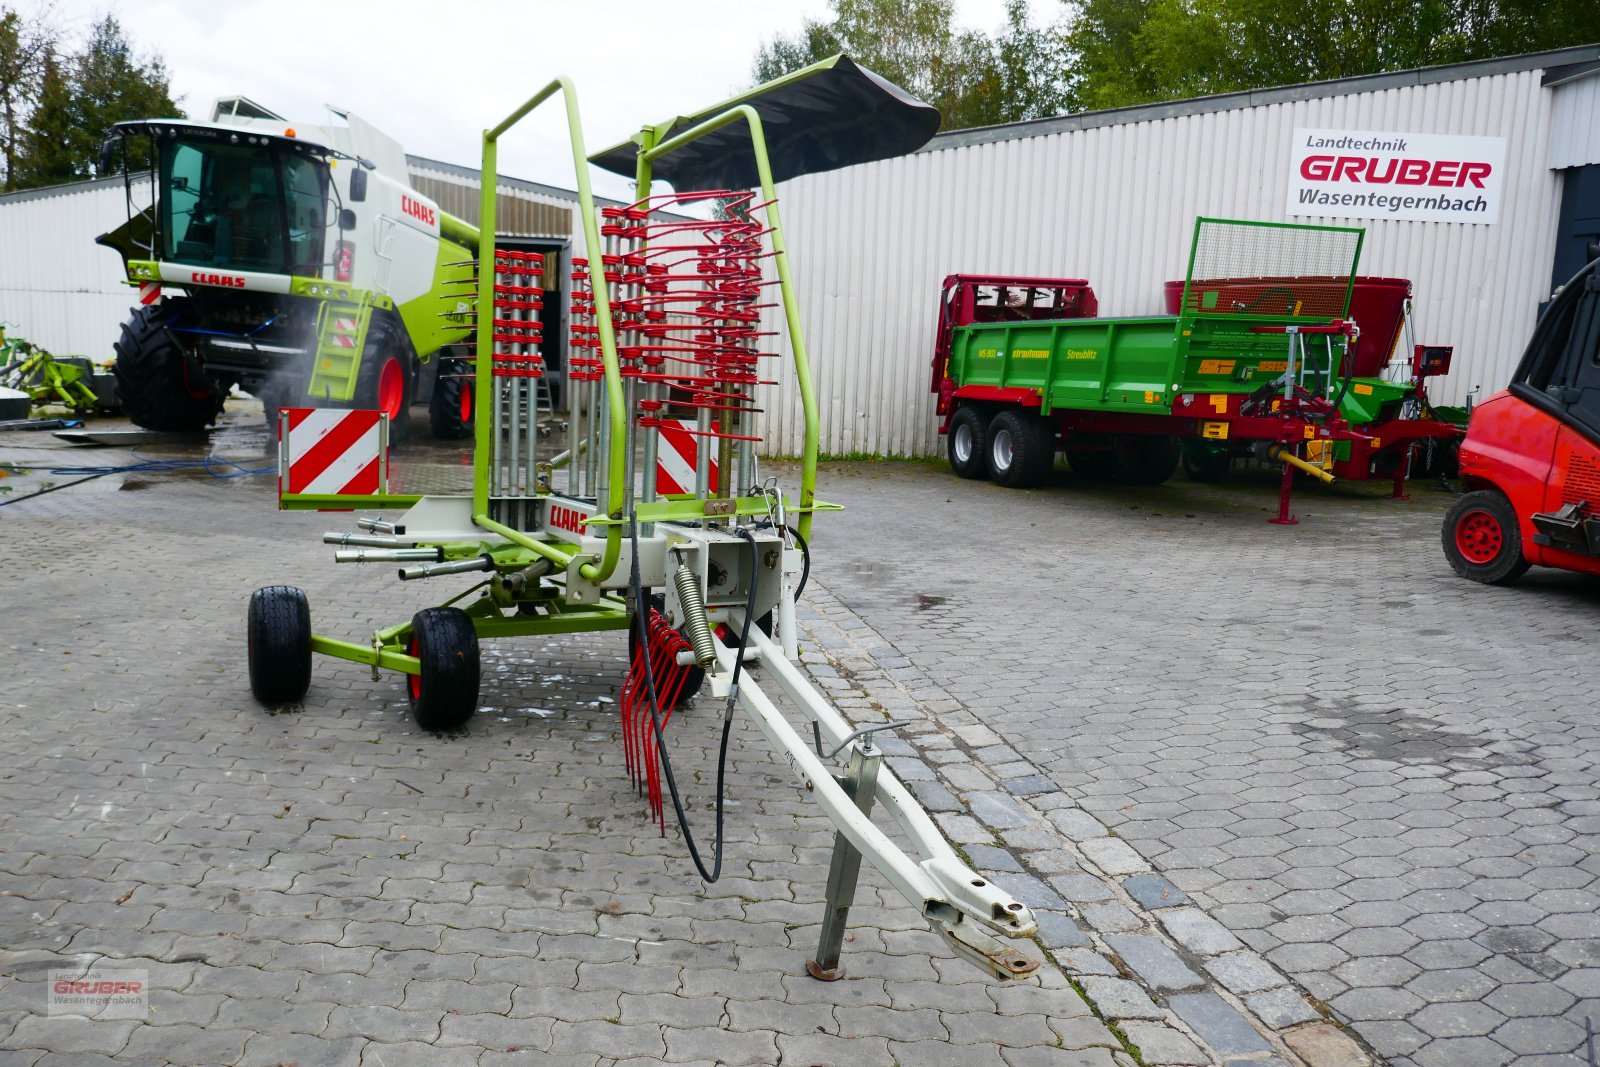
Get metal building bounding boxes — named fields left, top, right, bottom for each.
left=0, top=156, right=584, bottom=361
left=759, top=45, right=1600, bottom=459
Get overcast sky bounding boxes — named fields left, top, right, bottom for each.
left=21, top=0, right=1043, bottom=200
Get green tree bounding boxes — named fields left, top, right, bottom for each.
left=753, top=0, right=1070, bottom=132
left=7, top=13, right=181, bottom=190
left=0, top=5, right=54, bottom=190
left=1063, top=0, right=1599, bottom=111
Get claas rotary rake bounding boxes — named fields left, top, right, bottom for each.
left=245, top=57, right=1041, bottom=982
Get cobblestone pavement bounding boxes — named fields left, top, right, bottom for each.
left=0, top=419, right=1128, bottom=1066
left=805, top=457, right=1600, bottom=1067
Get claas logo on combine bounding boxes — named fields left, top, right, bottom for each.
left=190, top=272, right=245, bottom=288
left=400, top=194, right=436, bottom=227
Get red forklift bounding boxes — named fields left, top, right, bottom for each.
left=1444, top=249, right=1600, bottom=583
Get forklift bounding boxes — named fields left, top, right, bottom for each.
left=1443, top=245, right=1600, bottom=583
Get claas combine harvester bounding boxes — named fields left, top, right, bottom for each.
left=243, top=58, right=1043, bottom=982
left=932, top=219, right=1464, bottom=523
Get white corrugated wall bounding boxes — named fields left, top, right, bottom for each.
left=1550, top=74, right=1600, bottom=168
left=760, top=66, right=1574, bottom=458
left=0, top=178, right=150, bottom=358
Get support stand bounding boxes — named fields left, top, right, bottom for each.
left=806, top=741, right=883, bottom=981
left=1269, top=460, right=1298, bottom=525
left=1390, top=446, right=1412, bottom=501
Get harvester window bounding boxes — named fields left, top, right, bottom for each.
left=158, top=137, right=325, bottom=276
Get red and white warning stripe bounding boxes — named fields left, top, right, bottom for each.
left=279, top=408, right=383, bottom=497
left=138, top=281, right=162, bottom=305
left=656, top=418, right=718, bottom=495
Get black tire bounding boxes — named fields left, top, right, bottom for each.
left=1067, top=443, right=1119, bottom=480
left=113, top=302, right=226, bottom=432
left=1442, top=489, right=1532, bottom=585
left=987, top=409, right=1055, bottom=488
left=406, top=607, right=480, bottom=731
left=356, top=317, right=411, bottom=428
left=629, top=594, right=706, bottom=708
left=1114, top=435, right=1181, bottom=486
left=428, top=357, right=474, bottom=439
left=1181, top=443, right=1232, bottom=483
left=947, top=406, right=990, bottom=480
left=247, top=586, right=312, bottom=704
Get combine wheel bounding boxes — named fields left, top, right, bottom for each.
left=406, top=607, right=480, bottom=731
left=428, top=357, right=474, bottom=439
left=247, top=586, right=312, bottom=704
left=947, top=406, right=990, bottom=480
left=113, top=303, right=226, bottom=432
left=1114, top=435, right=1181, bottom=486
left=356, top=318, right=410, bottom=428
left=987, top=410, right=1055, bottom=488
left=1442, top=490, right=1531, bottom=585
left=1180, top=443, right=1232, bottom=482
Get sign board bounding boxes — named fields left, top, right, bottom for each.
left=656, top=418, right=719, bottom=495
left=278, top=407, right=387, bottom=507
left=1288, top=129, right=1506, bottom=225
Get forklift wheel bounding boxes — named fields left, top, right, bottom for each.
left=1442, top=490, right=1531, bottom=585
left=247, top=586, right=312, bottom=704
left=406, top=608, right=480, bottom=731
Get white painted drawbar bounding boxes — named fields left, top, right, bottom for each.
left=757, top=45, right=1600, bottom=459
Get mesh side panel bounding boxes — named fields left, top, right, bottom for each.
left=1184, top=220, right=1362, bottom=319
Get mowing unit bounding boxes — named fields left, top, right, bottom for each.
left=246, top=58, right=1043, bottom=982
left=1443, top=249, right=1600, bottom=584
left=932, top=219, right=1463, bottom=523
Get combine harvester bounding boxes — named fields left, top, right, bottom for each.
left=932, top=219, right=1463, bottom=523
left=245, top=58, right=1042, bottom=982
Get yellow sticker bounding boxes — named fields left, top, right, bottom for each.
left=1145, top=391, right=1157, bottom=404
left=1210, top=394, right=1229, bottom=413
left=1258, top=360, right=1288, bottom=372
left=1353, top=383, right=1374, bottom=395
left=1271, top=399, right=1282, bottom=412
left=1197, top=359, right=1236, bottom=375
left=1201, top=421, right=1230, bottom=440
left=1304, top=426, right=1316, bottom=440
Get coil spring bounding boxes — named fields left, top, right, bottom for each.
left=673, top=565, right=717, bottom=668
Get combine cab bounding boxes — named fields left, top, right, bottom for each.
left=1444, top=253, right=1600, bottom=583
left=96, top=98, right=479, bottom=434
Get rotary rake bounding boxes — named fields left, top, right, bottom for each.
left=247, top=58, right=1040, bottom=981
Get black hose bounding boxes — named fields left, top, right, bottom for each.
left=786, top=525, right=811, bottom=602
left=627, top=515, right=759, bottom=883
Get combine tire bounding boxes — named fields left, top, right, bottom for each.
left=406, top=607, right=480, bottom=731
left=356, top=318, right=410, bottom=428
left=428, top=357, right=474, bottom=439
left=1114, top=435, right=1181, bottom=486
left=1181, top=444, right=1232, bottom=482
left=1442, top=490, right=1531, bottom=585
left=947, top=406, right=990, bottom=480
left=988, top=409, right=1055, bottom=488
left=113, top=303, right=226, bottom=431
left=247, top=586, right=312, bottom=704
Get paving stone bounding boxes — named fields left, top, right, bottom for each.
left=967, top=791, right=1035, bottom=829
left=1077, top=977, right=1165, bottom=1019
left=1119, top=1021, right=1210, bottom=1065
left=1159, top=907, right=1245, bottom=955
left=1245, top=986, right=1323, bottom=1028
left=1078, top=838, right=1150, bottom=876
left=1166, top=992, right=1273, bottom=1056
left=1048, top=809, right=1110, bottom=841
left=1034, top=910, right=1094, bottom=950
left=1203, top=951, right=1287, bottom=995
left=1281, top=1021, right=1374, bottom=1066
left=1122, top=874, right=1191, bottom=911
left=1105, top=933, right=1205, bottom=992
left=964, top=843, right=1024, bottom=873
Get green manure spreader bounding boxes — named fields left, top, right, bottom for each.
left=932, top=218, right=1462, bottom=524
